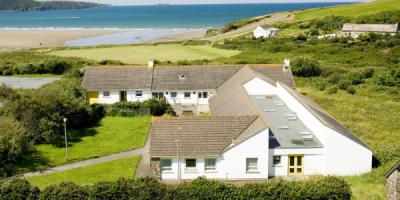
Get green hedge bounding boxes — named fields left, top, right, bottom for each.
left=105, top=98, right=175, bottom=117
left=1, top=177, right=351, bottom=200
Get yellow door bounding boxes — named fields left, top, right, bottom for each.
left=288, top=155, right=304, bottom=176
left=87, top=92, right=99, bottom=104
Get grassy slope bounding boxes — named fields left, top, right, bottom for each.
left=294, top=0, right=400, bottom=21
left=296, top=78, right=400, bottom=200
left=49, top=44, right=241, bottom=64
left=27, top=156, right=141, bottom=189
left=13, top=116, right=151, bottom=174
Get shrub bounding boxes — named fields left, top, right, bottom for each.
left=106, top=98, right=171, bottom=117
left=39, top=182, right=88, bottom=200
left=89, top=181, right=120, bottom=200
left=0, top=117, right=28, bottom=176
left=337, top=79, right=352, bottom=90
left=327, top=73, right=342, bottom=84
left=326, top=86, right=338, bottom=94
left=346, top=86, right=356, bottom=95
left=0, top=179, right=39, bottom=200
left=292, top=58, right=322, bottom=77
left=98, top=60, right=125, bottom=65
left=346, top=71, right=364, bottom=85
left=373, top=68, right=400, bottom=87
left=374, top=144, right=400, bottom=166
left=360, top=68, right=374, bottom=79
left=178, top=177, right=237, bottom=200
left=43, top=59, right=72, bottom=75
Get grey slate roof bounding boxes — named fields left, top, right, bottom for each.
left=82, top=65, right=296, bottom=91
left=279, top=83, right=371, bottom=151
left=82, top=66, right=153, bottom=91
left=150, top=116, right=261, bottom=157
left=342, top=23, right=399, bottom=33
left=151, top=66, right=241, bottom=90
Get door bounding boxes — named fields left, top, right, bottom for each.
left=288, top=155, right=304, bottom=176
left=120, top=91, right=127, bottom=102
left=87, top=92, right=99, bottom=104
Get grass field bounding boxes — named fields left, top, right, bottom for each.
left=12, top=74, right=62, bottom=78
left=27, top=156, right=141, bottom=189
left=48, top=44, right=241, bottom=64
left=294, top=0, right=400, bottom=21
left=13, top=116, right=151, bottom=174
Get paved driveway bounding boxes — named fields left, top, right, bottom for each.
left=0, top=76, right=60, bottom=89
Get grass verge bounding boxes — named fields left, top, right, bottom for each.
left=27, top=156, right=141, bottom=189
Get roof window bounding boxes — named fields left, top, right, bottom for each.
left=277, top=125, right=289, bottom=130
left=285, top=113, right=297, bottom=120
left=274, top=101, right=285, bottom=106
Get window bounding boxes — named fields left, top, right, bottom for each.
left=288, top=155, right=304, bottom=175
left=160, top=159, right=172, bottom=171
left=198, top=92, right=202, bottom=98
left=202, top=92, right=208, bottom=98
left=205, top=159, right=216, bottom=171
left=197, top=92, right=208, bottom=99
left=273, top=156, right=281, bottom=165
left=171, top=92, right=177, bottom=98
left=103, top=91, right=110, bottom=97
left=184, top=92, right=191, bottom=98
left=185, top=159, right=197, bottom=172
left=246, top=158, right=258, bottom=172
left=136, top=91, right=143, bottom=97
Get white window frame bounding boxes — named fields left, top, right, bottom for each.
left=273, top=156, right=281, bottom=165
left=135, top=91, right=143, bottom=98
left=205, top=158, right=216, bottom=171
left=185, top=159, right=197, bottom=172
left=184, top=92, right=191, bottom=99
left=103, top=91, right=110, bottom=97
left=160, top=159, right=172, bottom=172
left=171, top=92, right=177, bottom=98
left=246, top=158, right=258, bottom=173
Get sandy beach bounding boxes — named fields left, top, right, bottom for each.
left=146, top=30, right=206, bottom=44
left=0, top=29, right=121, bottom=50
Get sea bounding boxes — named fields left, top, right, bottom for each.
left=0, top=3, right=353, bottom=46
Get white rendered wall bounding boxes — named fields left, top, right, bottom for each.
left=253, top=27, right=267, bottom=38
left=127, top=90, right=151, bottom=102
left=99, top=90, right=119, bottom=104
left=164, top=90, right=214, bottom=105
left=276, top=83, right=372, bottom=175
left=268, top=148, right=324, bottom=177
left=161, top=129, right=269, bottom=180
left=244, top=77, right=278, bottom=95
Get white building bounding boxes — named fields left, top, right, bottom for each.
left=341, top=23, right=399, bottom=38
left=82, top=64, right=295, bottom=115
left=253, top=25, right=280, bottom=39
left=150, top=67, right=372, bottom=180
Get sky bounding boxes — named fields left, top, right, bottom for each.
left=58, top=0, right=366, bottom=6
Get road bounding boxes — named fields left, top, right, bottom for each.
left=0, top=76, right=60, bottom=89
left=203, top=12, right=292, bottom=41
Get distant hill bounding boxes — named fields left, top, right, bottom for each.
left=0, top=0, right=106, bottom=12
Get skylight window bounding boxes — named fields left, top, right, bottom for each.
left=277, top=125, right=289, bottom=130
left=285, top=113, right=297, bottom=120
left=256, top=96, right=266, bottom=100
left=264, top=108, right=276, bottom=112
left=274, top=101, right=285, bottom=106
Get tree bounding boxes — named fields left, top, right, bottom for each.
left=0, top=117, right=28, bottom=176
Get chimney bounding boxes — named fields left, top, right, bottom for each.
left=283, top=58, right=290, bottom=71
left=148, top=60, right=155, bottom=71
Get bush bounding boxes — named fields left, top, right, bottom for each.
left=373, top=68, right=400, bottom=87
left=346, top=71, right=364, bottom=85
left=292, top=58, right=322, bottom=77
left=337, top=79, right=352, bottom=90
left=0, top=179, right=39, bottom=200
left=360, top=68, right=374, bottom=79
left=39, top=182, right=88, bottom=200
left=346, top=86, right=356, bottom=95
left=326, top=86, right=338, bottom=94
left=106, top=98, right=171, bottom=117
left=98, top=60, right=124, bottom=65
left=327, top=72, right=342, bottom=84
left=43, top=59, right=72, bottom=75
left=0, top=117, right=28, bottom=176
left=178, top=177, right=237, bottom=199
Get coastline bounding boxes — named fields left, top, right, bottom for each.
left=0, top=29, right=122, bottom=50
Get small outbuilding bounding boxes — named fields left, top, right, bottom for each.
left=341, top=23, right=399, bottom=38
left=386, top=160, right=400, bottom=200
left=253, top=25, right=280, bottom=39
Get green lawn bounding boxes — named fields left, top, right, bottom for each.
left=27, top=156, right=141, bottom=189
left=13, top=116, right=151, bottom=174
left=48, top=44, right=241, bottom=64
left=294, top=0, right=400, bottom=21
